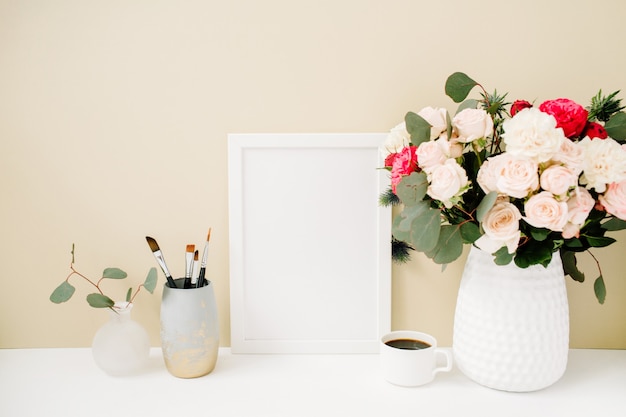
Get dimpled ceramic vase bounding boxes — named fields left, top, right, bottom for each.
left=453, top=246, right=569, bottom=392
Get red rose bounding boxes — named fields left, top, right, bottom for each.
left=581, top=121, right=608, bottom=139
left=510, top=100, right=532, bottom=116
left=391, top=146, right=418, bottom=193
left=538, top=98, right=589, bottom=138
left=384, top=152, right=398, bottom=168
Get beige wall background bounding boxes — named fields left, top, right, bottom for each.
left=1, top=0, right=625, bottom=349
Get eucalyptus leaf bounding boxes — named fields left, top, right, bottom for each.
left=530, top=227, right=551, bottom=242
left=50, top=281, right=76, bottom=304
left=126, top=287, right=132, bottom=302
left=604, top=112, right=626, bottom=140
left=408, top=207, right=442, bottom=252
left=425, top=225, right=463, bottom=264
left=459, top=222, right=481, bottom=244
left=102, top=268, right=127, bottom=279
left=392, top=214, right=410, bottom=242
left=456, top=99, right=479, bottom=114
left=594, top=276, right=606, bottom=304
left=561, top=250, right=585, bottom=282
left=476, top=191, right=497, bottom=222
left=143, top=267, right=158, bottom=294
left=445, top=72, right=478, bottom=103
left=396, top=172, right=429, bottom=206
left=86, top=293, right=115, bottom=308
left=405, top=111, right=432, bottom=146
left=494, top=247, right=514, bottom=265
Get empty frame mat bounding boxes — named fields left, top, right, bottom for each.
left=228, top=133, right=391, bottom=353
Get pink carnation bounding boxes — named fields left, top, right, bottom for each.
left=391, top=146, right=418, bottom=193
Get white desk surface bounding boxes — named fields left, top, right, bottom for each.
left=1, top=348, right=624, bottom=417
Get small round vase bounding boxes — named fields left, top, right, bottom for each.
left=160, top=278, right=219, bottom=378
left=91, top=302, right=150, bottom=376
left=453, top=246, right=569, bottom=392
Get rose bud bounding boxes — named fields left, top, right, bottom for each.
left=581, top=121, right=608, bottom=139
left=510, top=100, right=533, bottom=116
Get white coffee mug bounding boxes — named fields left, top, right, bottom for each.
left=380, top=330, right=453, bottom=387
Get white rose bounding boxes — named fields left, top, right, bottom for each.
left=492, top=153, right=540, bottom=199
left=599, top=180, right=626, bottom=221
left=524, top=191, right=569, bottom=232
left=562, top=186, right=595, bottom=238
left=502, top=108, right=565, bottom=163
left=417, top=107, right=448, bottom=140
left=452, top=108, right=493, bottom=143
left=426, top=158, right=469, bottom=208
left=476, top=157, right=499, bottom=194
left=475, top=201, right=522, bottom=254
left=437, top=132, right=464, bottom=158
left=382, top=122, right=411, bottom=157
left=540, top=165, right=578, bottom=197
left=416, top=140, right=446, bottom=173
left=579, top=137, right=626, bottom=193
left=551, top=138, right=584, bottom=176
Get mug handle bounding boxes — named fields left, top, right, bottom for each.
left=432, top=348, right=453, bottom=376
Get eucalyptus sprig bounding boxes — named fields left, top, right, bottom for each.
left=50, top=244, right=157, bottom=311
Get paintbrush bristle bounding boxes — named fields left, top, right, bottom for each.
left=186, top=244, right=195, bottom=253
left=207, top=227, right=212, bottom=241
left=146, top=236, right=160, bottom=252
left=194, top=250, right=199, bottom=261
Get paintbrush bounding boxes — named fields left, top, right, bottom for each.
left=184, top=244, right=195, bottom=289
left=191, top=250, right=199, bottom=288
left=197, top=228, right=211, bottom=288
left=145, top=236, right=178, bottom=289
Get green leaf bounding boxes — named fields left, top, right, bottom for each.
left=425, top=224, right=463, bottom=264
left=494, top=247, right=514, bottom=265
left=396, top=172, right=429, bottom=206
left=562, top=250, right=585, bottom=282
left=459, top=222, right=481, bottom=244
left=604, top=112, right=626, bottom=140
left=50, top=281, right=76, bottom=304
left=126, top=287, right=132, bottom=302
left=405, top=111, right=432, bottom=146
left=102, top=268, right=127, bottom=279
left=143, top=267, right=158, bottom=294
left=530, top=227, right=551, bottom=242
left=445, top=72, right=478, bottom=103
left=594, top=276, right=606, bottom=304
left=476, top=191, right=497, bottom=222
left=602, top=217, right=626, bottom=231
left=86, top=293, right=115, bottom=308
left=407, top=206, right=442, bottom=253
left=456, top=99, right=479, bottom=114
left=585, top=235, right=616, bottom=248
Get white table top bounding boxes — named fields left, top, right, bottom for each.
left=1, top=348, right=624, bottom=417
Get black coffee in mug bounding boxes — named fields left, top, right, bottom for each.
left=385, top=338, right=431, bottom=350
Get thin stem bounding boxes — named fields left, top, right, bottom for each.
left=67, top=263, right=105, bottom=296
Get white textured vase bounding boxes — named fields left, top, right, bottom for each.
left=453, top=246, right=569, bottom=392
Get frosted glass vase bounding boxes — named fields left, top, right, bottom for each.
left=453, top=246, right=569, bottom=392
left=91, top=302, right=150, bottom=376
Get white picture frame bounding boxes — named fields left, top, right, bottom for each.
left=228, top=133, right=391, bottom=354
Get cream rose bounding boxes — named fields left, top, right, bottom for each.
left=417, top=107, right=448, bottom=140
left=416, top=140, right=446, bottom=173
left=540, top=165, right=578, bottom=197
left=491, top=153, right=540, bottom=199
left=562, top=186, right=595, bottom=238
left=599, top=181, right=626, bottom=221
left=579, top=137, right=626, bottom=193
left=382, top=122, right=411, bottom=156
left=502, top=108, right=565, bottom=163
left=551, top=138, right=584, bottom=176
left=475, top=201, right=522, bottom=254
left=476, top=157, right=498, bottom=194
left=426, top=158, right=469, bottom=208
left=524, top=191, right=569, bottom=232
left=452, top=108, right=493, bottom=143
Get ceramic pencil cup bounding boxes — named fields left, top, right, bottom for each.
left=160, top=278, right=219, bottom=378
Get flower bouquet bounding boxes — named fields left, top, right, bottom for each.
left=381, top=72, right=626, bottom=303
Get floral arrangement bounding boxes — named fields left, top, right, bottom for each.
left=380, top=72, right=626, bottom=303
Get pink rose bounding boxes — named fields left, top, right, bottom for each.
left=539, top=98, right=589, bottom=138
left=599, top=181, right=626, bottom=221
left=488, top=153, right=540, bottom=199
left=540, top=165, right=578, bottom=197
left=510, top=100, right=532, bottom=116
left=524, top=191, right=569, bottom=232
left=550, top=138, right=584, bottom=176
left=426, top=158, right=469, bottom=208
left=416, top=140, right=446, bottom=173
left=417, top=107, right=449, bottom=140
left=475, top=201, right=522, bottom=254
left=581, top=122, right=608, bottom=139
left=452, top=108, right=493, bottom=143
left=562, top=187, right=595, bottom=238
left=391, top=146, right=418, bottom=193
